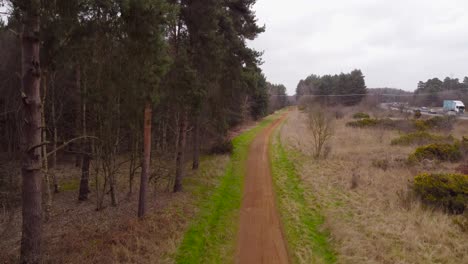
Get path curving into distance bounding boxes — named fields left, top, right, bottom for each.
left=236, top=113, right=290, bottom=264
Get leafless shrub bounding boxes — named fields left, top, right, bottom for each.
left=376, top=128, right=386, bottom=143
left=323, top=145, right=332, bottom=159
left=457, top=160, right=468, bottom=174
left=396, top=188, right=414, bottom=211
left=372, top=159, right=389, bottom=171
left=350, top=163, right=361, bottom=189
left=334, top=109, right=344, bottom=119
left=307, top=106, right=334, bottom=159
left=452, top=216, right=468, bottom=233
left=350, top=170, right=360, bottom=189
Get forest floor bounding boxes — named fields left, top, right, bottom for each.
left=235, top=113, right=290, bottom=264
left=0, top=111, right=287, bottom=264
left=0, top=154, right=231, bottom=263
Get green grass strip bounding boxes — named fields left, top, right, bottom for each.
left=175, top=113, right=281, bottom=264
left=270, top=130, right=336, bottom=264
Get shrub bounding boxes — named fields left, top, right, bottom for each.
left=352, top=112, right=370, bottom=119
left=346, top=118, right=379, bottom=128
left=412, top=173, right=468, bottom=214
left=457, top=161, right=468, bottom=174
left=334, top=110, right=344, bottom=119
left=414, top=110, right=422, bottom=119
left=372, top=159, right=389, bottom=171
left=461, top=136, right=468, bottom=156
left=408, top=143, right=462, bottom=163
left=391, top=131, right=453, bottom=146
left=413, top=119, right=429, bottom=131
left=307, top=107, right=334, bottom=159
left=209, top=140, right=233, bottom=154
left=423, top=116, right=456, bottom=131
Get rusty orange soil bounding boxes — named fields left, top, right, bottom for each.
left=236, top=113, right=290, bottom=264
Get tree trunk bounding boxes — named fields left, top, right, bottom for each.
left=110, top=170, right=118, bottom=206
left=51, top=75, right=59, bottom=193
left=162, top=116, right=167, bottom=151
left=128, top=138, right=139, bottom=196
left=78, top=65, right=89, bottom=199
left=20, top=1, right=43, bottom=262
left=78, top=142, right=90, bottom=201
left=41, top=71, right=52, bottom=220
left=173, top=112, right=180, bottom=161
left=174, top=111, right=188, bottom=192
left=74, top=64, right=82, bottom=167
left=192, top=114, right=200, bottom=170
left=138, top=102, right=152, bottom=218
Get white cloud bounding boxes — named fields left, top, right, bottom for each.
left=249, top=0, right=468, bottom=94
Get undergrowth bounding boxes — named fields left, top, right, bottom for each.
left=270, top=130, right=336, bottom=264
left=413, top=173, right=468, bottom=214
left=175, top=113, right=281, bottom=264
left=352, top=112, right=370, bottom=119
left=391, top=131, right=454, bottom=146
left=408, top=143, right=462, bottom=163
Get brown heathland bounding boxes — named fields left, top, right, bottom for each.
left=280, top=108, right=467, bottom=264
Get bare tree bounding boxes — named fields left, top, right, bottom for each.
left=138, top=102, right=152, bottom=218
left=307, top=107, right=334, bottom=159
left=174, top=110, right=188, bottom=192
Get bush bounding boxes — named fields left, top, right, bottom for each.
left=347, top=116, right=456, bottom=133
left=457, top=161, right=468, bottom=174
left=352, top=112, right=370, bottom=119
left=372, top=159, right=389, bottom=171
left=408, top=143, right=462, bottom=163
left=413, top=120, right=429, bottom=131
left=334, top=110, right=344, bottom=119
left=346, top=118, right=379, bottom=128
left=422, top=116, right=456, bottom=131
left=307, top=107, right=334, bottom=159
left=391, top=131, right=453, bottom=146
left=412, top=173, right=468, bottom=214
left=209, top=140, right=233, bottom=154
left=414, top=110, right=422, bottom=119
left=461, top=136, right=468, bottom=156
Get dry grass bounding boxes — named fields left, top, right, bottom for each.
left=280, top=108, right=468, bottom=264
left=0, top=155, right=229, bottom=263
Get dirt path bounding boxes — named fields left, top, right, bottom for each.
left=236, top=113, right=290, bottom=264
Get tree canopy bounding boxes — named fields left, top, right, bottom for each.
left=296, top=69, right=367, bottom=106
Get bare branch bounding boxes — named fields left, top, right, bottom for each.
left=28, top=141, right=50, bottom=153
left=46, top=136, right=99, bottom=157
left=8, top=28, right=19, bottom=37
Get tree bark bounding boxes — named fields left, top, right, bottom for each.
left=138, top=102, right=152, bottom=218
left=109, top=170, right=118, bottom=206
left=20, top=1, right=43, bottom=262
left=41, top=71, right=53, bottom=220
left=74, top=64, right=82, bottom=167
left=192, top=114, right=200, bottom=170
left=128, top=138, right=139, bottom=196
left=51, top=74, right=59, bottom=193
left=162, top=116, right=167, bottom=151
left=78, top=64, right=89, bottom=199
left=78, top=142, right=91, bottom=201
left=174, top=111, right=188, bottom=192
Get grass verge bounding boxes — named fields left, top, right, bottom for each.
left=270, top=127, right=336, bottom=264
left=175, top=113, right=281, bottom=264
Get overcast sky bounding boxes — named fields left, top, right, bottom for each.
left=248, top=0, right=468, bottom=95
